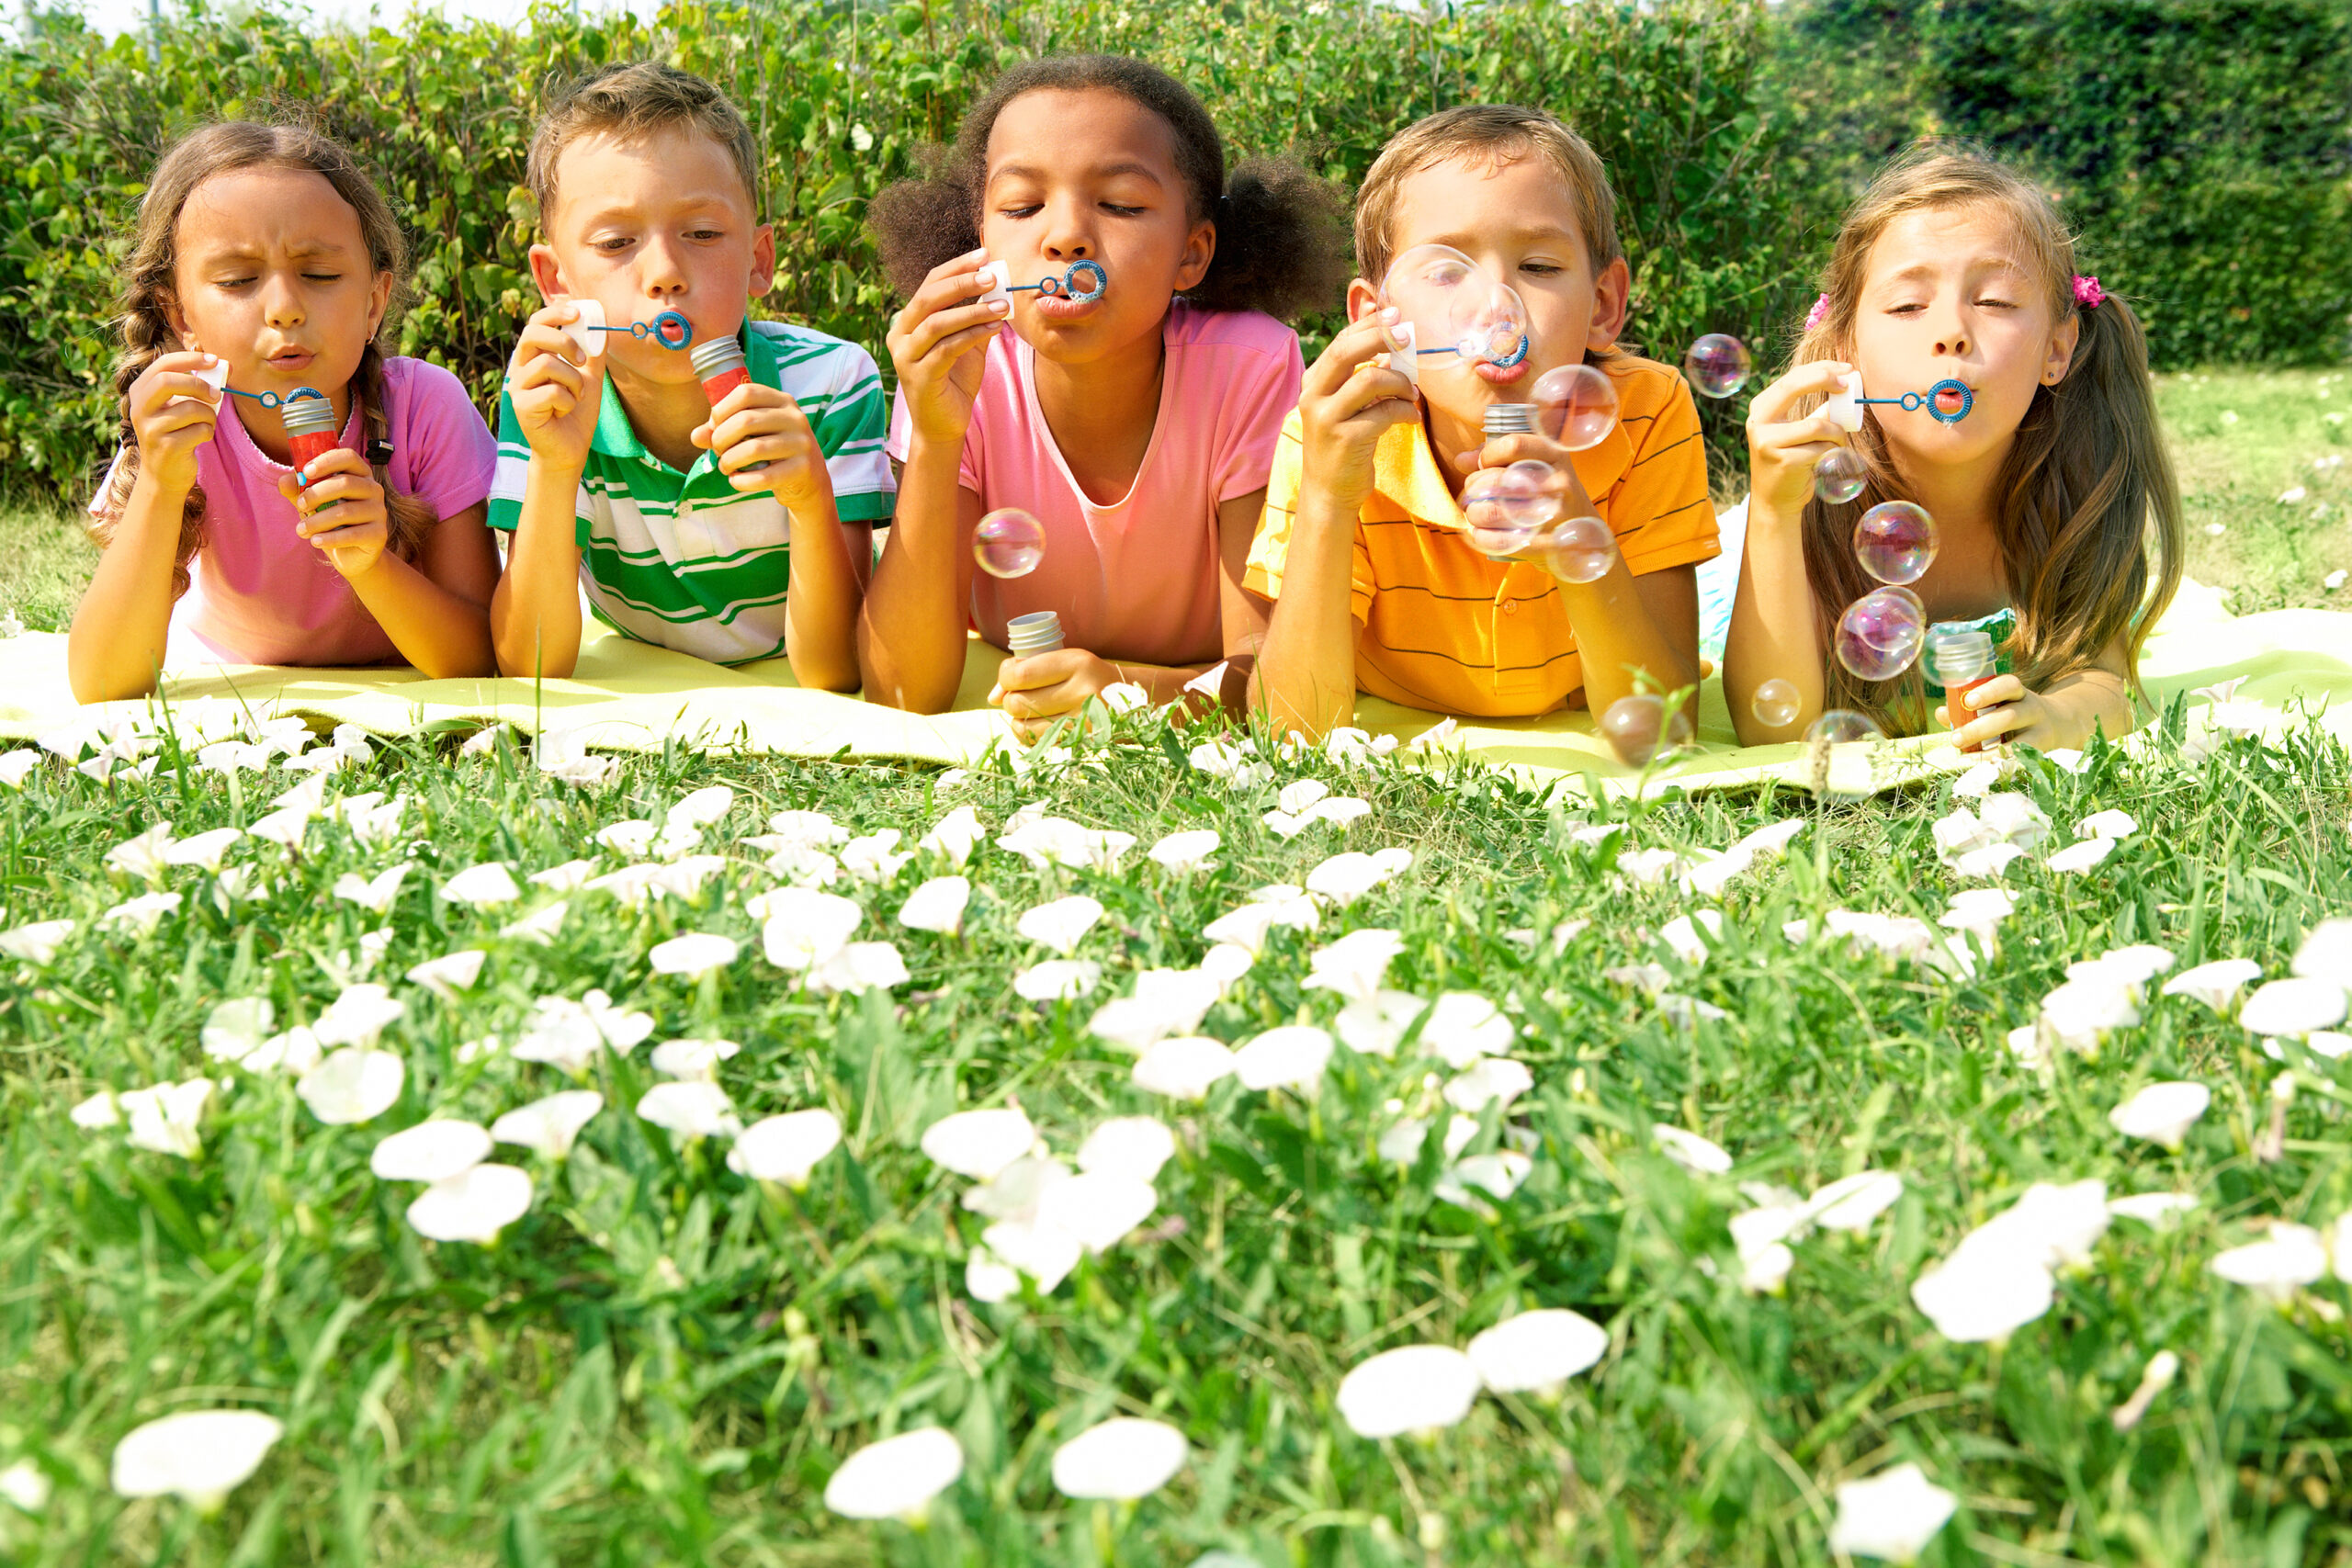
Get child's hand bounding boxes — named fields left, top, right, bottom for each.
left=1746, top=359, right=1855, bottom=518
left=989, top=648, right=1119, bottom=744
left=1938, top=674, right=2057, bottom=752
left=1298, top=312, right=1418, bottom=510
left=128, top=350, right=224, bottom=496
left=887, top=247, right=1006, bottom=448
left=1453, top=427, right=1600, bottom=558
left=508, top=300, right=603, bottom=472
left=278, top=447, right=390, bottom=581
left=692, top=384, right=832, bottom=513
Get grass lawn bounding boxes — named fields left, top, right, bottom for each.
left=0, top=367, right=2349, bottom=1566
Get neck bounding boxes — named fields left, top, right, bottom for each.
left=607, top=360, right=713, bottom=473
left=1889, top=434, right=2016, bottom=612
left=1423, top=398, right=1487, bottom=499
left=240, top=382, right=356, bottom=467
left=1030, top=321, right=1168, bottom=505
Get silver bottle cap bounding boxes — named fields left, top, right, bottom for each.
left=1483, top=402, right=1539, bottom=437
left=1005, top=610, right=1065, bottom=655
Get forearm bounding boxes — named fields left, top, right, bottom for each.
left=1564, top=558, right=1700, bottom=722
left=1722, top=500, right=1823, bottom=744
left=346, top=550, right=494, bottom=678
left=856, top=438, right=968, bottom=713
left=1248, top=495, right=1363, bottom=740
left=2037, top=670, right=2135, bottom=748
left=69, top=477, right=187, bottom=703
left=785, top=508, right=865, bottom=694
left=490, top=463, right=585, bottom=678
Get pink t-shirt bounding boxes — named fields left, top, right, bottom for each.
left=91, top=357, right=496, bottom=668
left=886, top=301, right=1302, bottom=667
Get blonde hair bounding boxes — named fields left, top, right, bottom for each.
left=94, top=120, right=433, bottom=599
left=1793, top=144, right=2183, bottom=725
left=526, top=62, right=761, bottom=222
left=1353, top=105, right=1623, bottom=296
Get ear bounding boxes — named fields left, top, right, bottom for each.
left=1172, top=215, right=1216, bottom=294
left=1345, top=277, right=1381, bottom=323
left=1586, top=256, right=1631, bottom=354
left=749, top=221, right=777, bottom=298
left=365, top=268, right=393, bottom=341
left=2042, top=309, right=2082, bottom=386
left=159, top=291, right=192, bottom=349
left=527, top=243, right=570, bottom=302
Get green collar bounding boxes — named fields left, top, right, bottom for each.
left=589, top=322, right=773, bottom=478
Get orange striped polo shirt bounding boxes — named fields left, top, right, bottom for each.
left=1244, top=353, right=1718, bottom=717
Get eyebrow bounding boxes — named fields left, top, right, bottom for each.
left=1413, top=221, right=1580, bottom=252
left=197, top=239, right=355, bottom=264
left=988, top=161, right=1168, bottom=189
left=574, top=193, right=741, bottom=228
left=1881, top=256, right=2030, bottom=286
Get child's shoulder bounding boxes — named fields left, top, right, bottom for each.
left=1600, top=349, right=1694, bottom=410
left=1165, top=300, right=1299, bottom=361
left=382, top=354, right=471, bottom=399
left=745, top=317, right=882, bottom=375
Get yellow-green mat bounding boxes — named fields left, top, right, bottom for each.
left=3, top=580, right=2343, bottom=795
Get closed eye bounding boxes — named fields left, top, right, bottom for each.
left=1519, top=262, right=1564, bottom=277
left=999, top=204, right=1041, bottom=220
left=1100, top=203, right=1144, bottom=217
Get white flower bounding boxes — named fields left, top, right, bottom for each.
left=1304, top=928, right=1406, bottom=999
left=1201, top=895, right=1319, bottom=952
left=1051, top=1417, right=1187, bottom=1500
left=917, top=806, right=986, bottom=865
left=1658, top=910, right=1723, bottom=965
left=649, top=931, right=739, bottom=978
left=756, top=888, right=863, bottom=971
left=510, top=996, right=605, bottom=1072
left=596, top=819, right=660, bottom=858
left=2107, top=1191, right=2199, bottom=1225
left=199, top=998, right=275, bottom=1064
left=1911, top=1252, right=2054, bottom=1342
left=1973, top=1179, right=2111, bottom=1270
left=2046, top=836, right=2119, bottom=874
left=1336, top=1345, right=1482, bottom=1438
left=1013, top=959, right=1099, bottom=1001
left=728, top=1109, right=843, bottom=1186
left=1332, top=990, right=1425, bottom=1057
left=110, top=1410, right=283, bottom=1508
left=636, top=1081, right=741, bottom=1140
left=441, top=862, right=522, bottom=908
left=1614, top=848, right=1685, bottom=886
left=840, top=829, right=914, bottom=884
left=1096, top=681, right=1151, bottom=714
left=2211, top=1224, right=2329, bottom=1302
left=99, top=891, right=183, bottom=936
left=1465, top=1309, right=1607, bottom=1393
left=2239, top=977, right=2346, bottom=1038
left=1235, top=1025, right=1334, bottom=1091
left=0, top=749, right=40, bottom=788
left=1827, top=1463, right=1956, bottom=1563
left=119, top=1078, right=213, bottom=1158
left=332, top=864, right=409, bottom=916
left=1199, top=942, right=1255, bottom=991
left=0, top=919, right=74, bottom=965
left=369, top=1119, right=492, bottom=1182
left=1036, top=1170, right=1158, bottom=1251
left=1653, top=1124, right=1732, bottom=1175
left=649, top=1037, right=741, bottom=1080
left=245, top=1026, right=322, bottom=1076
left=2070, top=944, right=2176, bottom=992
left=491, top=1090, right=604, bottom=1158
left=978, top=1217, right=1083, bottom=1293
left=2077, top=809, right=2139, bottom=840
left=1305, top=851, right=1402, bottom=906
left=534, top=728, right=616, bottom=786
left=406, top=1163, right=534, bottom=1243
left=808, top=938, right=908, bottom=998
left=1088, top=969, right=1222, bottom=1053
left=1017, top=895, right=1104, bottom=955
left=71, top=1089, right=121, bottom=1129
left=1146, top=829, right=1221, bottom=873
left=824, top=1427, right=963, bottom=1520
left=1278, top=779, right=1330, bottom=815
left=1076, top=1116, right=1177, bottom=1182
left=2111, top=1349, right=2181, bottom=1433
left=162, top=827, right=243, bottom=874
left=105, top=823, right=175, bottom=883
left=2109, top=1081, right=2211, bottom=1149
left=1804, top=1171, right=1905, bottom=1231
left=2291, top=918, right=2352, bottom=985
left=529, top=860, right=596, bottom=892
left=897, top=875, right=971, bottom=935
left=2037, top=975, right=2140, bottom=1055
left=313, top=982, right=405, bottom=1046
left=405, top=949, right=488, bottom=1002
left=1438, top=1151, right=1532, bottom=1207
left=764, top=809, right=848, bottom=849
left=665, top=784, right=734, bottom=834
left=297, top=1047, right=404, bottom=1124
left=1939, top=888, right=2018, bottom=943
left=1444, top=1056, right=1533, bottom=1113
left=0, top=1456, right=50, bottom=1512
left=501, top=901, right=569, bottom=945
left=1133, top=1037, right=1237, bottom=1100
left=922, top=1105, right=1038, bottom=1179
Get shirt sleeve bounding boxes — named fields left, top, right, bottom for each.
left=391, top=360, right=496, bottom=524
left=1241, top=409, right=1374, bottom=624
left=486, top=385, right=529, bottom=535
left=882, top=375, right=987, bottom=497
left=808, top=342, right=896, bottom=526
left=1605, top=371, right=1720, bottom=576
left=1216, top=330, right=1306, bottom=502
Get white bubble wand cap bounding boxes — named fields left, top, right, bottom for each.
left=561, top=298, right=606, bottom=364
left=1825, top=370, right=1864, bottom=433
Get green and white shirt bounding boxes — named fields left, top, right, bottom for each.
left=490, top=319, right=894, bottom=665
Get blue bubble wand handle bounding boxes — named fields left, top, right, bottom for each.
left=1857, top=378, right=1974, bottom=424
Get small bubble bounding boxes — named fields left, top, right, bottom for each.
left=1803, top=709, right=1885, bottom=799
left=1539, top=515, right=1617, bottom=583
left=1751, top=678, right=1801, bottom=728
left=1600, top=694, right=1690, bottom=768
left=1533, top=364, right=1619, bottom=451
left=1853, top=501, right=1938, bottom=585
left=1835, top=587, right=1928, bottom=682
left=1682, top=333, right=1752, bottom=400
left=1814, top=446, right=1868, bottom=504
left=974, top=509, right=1046, bottom=579
left=1463, top=460, right=1561, bottom=558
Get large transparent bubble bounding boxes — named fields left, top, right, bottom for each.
left=1681, top=334, right=1752, bottom=400
left=1377, top=244, right=1528, bottom=367
left=1853, top=501, right=1938, bottom=586
left=1834, top=586, right=1928, bottom=682
left=1814, top=446, right=1868, bottom=505
left=974, top=508, right=1046, bottom=579
left=1537, top=514, right=1616, bottom=584
left=1600, top=694, right=1691, bottom=768
left=1462, top=460, right=1562, bottom=558
left=1803, top=708, right=1886, bottom=800
left=1750, top=678, right=1801, bottom=728
left=1532, top=364, right=1619, bottom=452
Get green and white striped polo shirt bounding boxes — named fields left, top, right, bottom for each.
left=489, top=319, right=895, bottom=665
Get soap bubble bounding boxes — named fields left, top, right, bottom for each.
left=1814, top=446, right=1868, bottom=504
left=1750, top=678, right=1802, bottom=728
left=1804, top=709, right=1885, bottom=799
left=1804, top=709, right=1883, bottom=745
left=1682, top=334, right=1752, bottom=399
left=1834, top=586, right=1928, bottom=682
left=1378, top=244, right=1527, bottom=366
left=1853, top=501, right=1938, bottom=585
left=1463, top=460, right=1561, bottom=558
left=1600, top=694, right=1691, bottom=768
left=1537, top=514, right=1616, bottom=583
left=1532, top=364, right=1619, bottom=451
left=974, top=509, right=1046, bottom=579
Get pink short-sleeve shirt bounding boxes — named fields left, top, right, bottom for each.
left=887, top=301, right=1302, bottom=667
left=91, top=357, right=497, bottom=668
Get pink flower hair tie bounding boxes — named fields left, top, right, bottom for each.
left=1804, top=292, right=1832, bottom=332
left=2072, top=274, right=2105, bottom=310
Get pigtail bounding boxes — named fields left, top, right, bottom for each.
left=870, top=152, right=983, bottom=304
left=357, top=340, right=436, bottom=564
left=90, top=254, right=208, bottom=602
left=1183, top=155, right=1351, bottom=322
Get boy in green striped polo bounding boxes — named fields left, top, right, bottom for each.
left=489, top=63, right=892, bottom=689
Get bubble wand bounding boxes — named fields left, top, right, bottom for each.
left=978, top=260, right=1109, bottom=308
left=1856, top=378, right=1975, bottom=424
left=557, top=300, right=694, bottom=361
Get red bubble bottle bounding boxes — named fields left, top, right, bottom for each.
left=689, top=336, right=768, bottom=472
left=279, top=393, right=342, bottom=511
left=1928, top=626, right=1998, bottom=752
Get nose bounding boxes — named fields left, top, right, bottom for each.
left=639, top=232, right=690, bottom=300
left=1932, top=313, right=1971, bottom=359
left=1040, top=195, right=1094, bottom=263
left=263, top=270, right=305, bottom=331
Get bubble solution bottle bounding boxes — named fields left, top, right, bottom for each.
left=279, top=395, right=342, bottom=512
left=1927, top=626, right=1998, bottom=753
left=1005, top=611, right=1065, bottom=657
left=689, top=336, right=769, bottom=472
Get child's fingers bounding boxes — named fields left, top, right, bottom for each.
left=1746, top=359, right=1852, bottom=426
left=1304, top=315, right=1401, bottom=393
left=512, top=347, right=586, bottom=397
left=513, top=321, right=590, bottom=372
left=897, top=300, right=1009, bottom=365
left=139, top=371, right=223, bottom=418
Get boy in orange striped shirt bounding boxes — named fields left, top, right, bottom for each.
left=1246, top=106, right=1716, bottom=737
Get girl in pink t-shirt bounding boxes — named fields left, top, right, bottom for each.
left=864, top=54, right=1348, bottom=734
left=71, top=122, right=499, bottom=702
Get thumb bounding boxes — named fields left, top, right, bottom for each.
left=690, top=421, right=714, bottom=450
